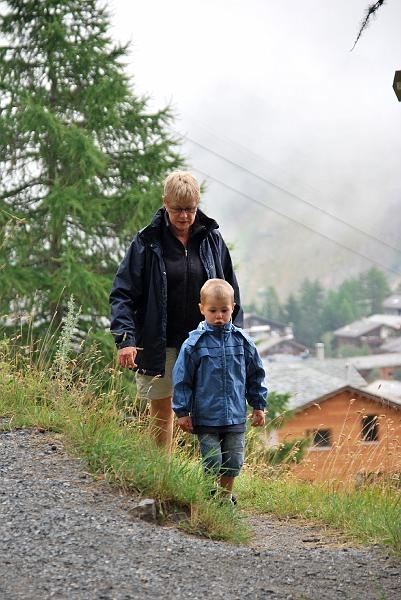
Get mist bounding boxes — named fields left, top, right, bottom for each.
left=110, top=0, right=401, bottom=303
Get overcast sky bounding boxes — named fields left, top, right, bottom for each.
left=109, top=0, right=401, bottom=299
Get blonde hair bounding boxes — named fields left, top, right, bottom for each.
left=200, top=278, right=234, bottom=304
left=163, top=171, right=200, bottom=204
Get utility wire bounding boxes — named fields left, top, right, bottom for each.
left=192, top=166, right=401, bottom=278
left=177, top=130, right=401, bottom=256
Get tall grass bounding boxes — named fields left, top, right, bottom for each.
left=1, top=307, right=400, bottom=553
left=0, top=310, right=250, bottom=545
left=237, top=469, right=401, bottom=549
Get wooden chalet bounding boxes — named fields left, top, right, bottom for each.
left=267, top=359, right=401, bottom=484
left=382, top=294, right=401, bottom=316
left=333, top=315, right=401, bottom=352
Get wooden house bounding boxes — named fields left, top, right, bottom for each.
left=333, top=315, right=401, bottom=351
left=346, top=352, right=401, bottom=381
left=243, top=313, right=292, bottom=339
left=257, top=337, right=309, bottom=359
left=243, top=313, right=309, bottom=358
left=267, top=360, right=401, bottom=484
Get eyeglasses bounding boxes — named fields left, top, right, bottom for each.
left=167, top=206, right=197, bottom=215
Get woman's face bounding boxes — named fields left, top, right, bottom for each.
left=164, top=198, right=198, bottom=237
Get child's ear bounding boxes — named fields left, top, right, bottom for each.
left=199, top=302, right=205, bottom=315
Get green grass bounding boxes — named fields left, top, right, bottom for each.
left=236, top=471, right=401, bottom=551
left=1, top=330, right=400, bottom=554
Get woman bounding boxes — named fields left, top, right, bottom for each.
left=109, top=170, right=242, bottom=451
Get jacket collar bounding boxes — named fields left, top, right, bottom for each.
left=139, top=207, right=219, bottom=243
left=198, top=320, right=233, bottom=334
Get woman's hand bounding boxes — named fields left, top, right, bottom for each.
left=117, top=346, right=138, bottom=368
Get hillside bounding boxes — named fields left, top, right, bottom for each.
left=206, top=197, right=401, bottom=307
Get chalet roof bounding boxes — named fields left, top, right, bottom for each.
left=266, top=359, right=366, bottom=410
left=243, top=313, right=288, bottom=330
left=342, top=352, right=401, bottom=370
left=333, top=318, right=382, bottom=338
left=382, top=294, right=401, bottom=310
left=368, top=314, right=401, bottom=329
left=364, top=379, right=401, bottom=403
left=334, top=315, right=401, bottom=339
left=265, top=358, right=401, bottom=411
left=380, top=337, right=401, bottom=353
left=257, top=336, right=307, bottom=354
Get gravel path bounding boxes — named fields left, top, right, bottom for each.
left=0, top=427, right=400, bottom=600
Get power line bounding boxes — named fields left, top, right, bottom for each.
left=192, top=166, right=401, bottom=278
left=177, top=130, right=401, bottom=257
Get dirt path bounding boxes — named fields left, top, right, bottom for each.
left=1, top=427, right=400, bottom=600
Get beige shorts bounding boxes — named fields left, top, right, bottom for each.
left=135, top=347, right=178, bottom=401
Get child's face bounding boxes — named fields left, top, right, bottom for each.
left=199, top=293, right=235, bottom=326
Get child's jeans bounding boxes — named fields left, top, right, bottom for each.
left=198, top=431, right=245, bottom=478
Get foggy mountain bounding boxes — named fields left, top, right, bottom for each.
left=181, top=120, right=401, bottom=305
left=109, top=0, right=401, bottom=306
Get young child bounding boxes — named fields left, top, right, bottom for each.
left=172, top=278, right=267, bottom=505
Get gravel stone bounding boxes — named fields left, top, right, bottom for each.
left=0, top=428, right=400, bottom=600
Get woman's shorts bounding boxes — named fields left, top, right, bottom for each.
left=135, top=347, right=178, bottom=401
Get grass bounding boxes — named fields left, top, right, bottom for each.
left=237, top=470, right=401, bottom=551
left=1, top=319, right=400, bottom=555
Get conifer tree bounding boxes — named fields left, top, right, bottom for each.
left=0, top=0, right=183, bottom=337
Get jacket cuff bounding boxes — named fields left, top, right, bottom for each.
left=174, top=410, right=189, bottom=418
left=113, top=332, right=135, bottom=349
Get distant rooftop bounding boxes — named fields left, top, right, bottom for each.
left=333, top=318, right=381, bottom=338
left=380, top=338, right=401, bottom=353
left=265, top=356, right=401, bottom=411
left=382, top=294, right=401, bottom=310
left=266, top=359, right=366, bottom=410
left=334, top=314, right=401, bottom=338
left=364, top=379, right=401, bottom=402
left=343, top=352, right=401, bottom=370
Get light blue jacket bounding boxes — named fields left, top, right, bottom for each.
left=172, top=321, right=267, bottom=427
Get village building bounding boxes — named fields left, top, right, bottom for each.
left=333, top=314, right=401, bottom=352
left=266, top=359, right=401, bottom=484
left=382, top=294, right=401, bottom=316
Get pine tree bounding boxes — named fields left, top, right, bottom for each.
left=0, top=0, right=183, bottom=337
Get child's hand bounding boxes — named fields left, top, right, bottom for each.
left=177, top=415, right=193, bottom=433
left=251, top=409, right=265, bottom=427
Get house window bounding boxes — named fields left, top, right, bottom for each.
left=361, top=415, right=379, bottom=442
left=307, top=429, right=332, bottom=448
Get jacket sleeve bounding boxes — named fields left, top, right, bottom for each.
left=109, top=235, right=145, bottom=348
left=245, top=342, right=268, bottom=411
left=172, top=344, right=196, bottom=417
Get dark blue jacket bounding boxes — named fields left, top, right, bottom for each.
left=109, top=208, right=243, bottom=376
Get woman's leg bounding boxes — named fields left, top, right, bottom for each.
left=150, top=396, right=174, bottom=451
left=136, top=348, right=177, bottom=452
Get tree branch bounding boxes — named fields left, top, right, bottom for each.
left=351, top=0, right=386, bottom=51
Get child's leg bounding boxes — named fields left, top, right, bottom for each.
left=218, top=431, right=245, bottom=498
left=198, top=432, right=223, bottom=477
left=219, top=474, right=235, bottom=493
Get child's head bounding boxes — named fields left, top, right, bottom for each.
left=199, top=279, right=235, bottom=326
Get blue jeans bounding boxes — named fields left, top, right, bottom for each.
left=198, top=431, right=245, bottom=478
